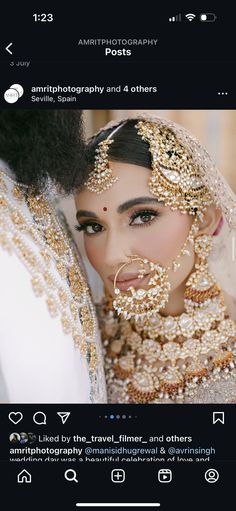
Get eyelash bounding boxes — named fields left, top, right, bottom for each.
left=130, top=209, right=160, bottom=226
left=75, top=222, right=101, bottom=234
left=75, top=209, right=160, bottom=235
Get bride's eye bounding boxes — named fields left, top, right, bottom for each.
left=75, top=222, right=104, bottom=235
left=130, top=209, right=160, bottom=226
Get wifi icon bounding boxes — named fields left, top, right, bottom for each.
left=185, top=13, right=196, bottom=21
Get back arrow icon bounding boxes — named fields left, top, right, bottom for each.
left=6, top=43, right=13, bottom=55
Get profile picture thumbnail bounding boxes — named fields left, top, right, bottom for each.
left=19, top=432, right=28, bottom=444
left=9, top=432, right=21, bottom=444
left=28, top=432, right=37, bottom=444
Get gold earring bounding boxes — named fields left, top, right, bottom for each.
left=184, top=234, right=220, bottom=306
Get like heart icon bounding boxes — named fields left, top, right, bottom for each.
left=8, top=412, right=23, bottom=425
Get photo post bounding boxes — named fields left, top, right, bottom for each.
left=0, top=5, right=235, bottom=510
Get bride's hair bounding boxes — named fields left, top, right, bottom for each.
left=86, top=119, right=152, bottom=170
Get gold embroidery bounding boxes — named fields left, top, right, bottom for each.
left=44, top=227, right=68, bottom=257
left=0, top=169, right=99, bottom=377
left=69, top=265, right=88, bottom=298
left=11, top=210, right=26, bottom=229
left=12, top=185, right=25, bottom=201
left=27, top=194, right=51, bottom=217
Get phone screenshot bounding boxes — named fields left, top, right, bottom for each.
left=0, top=5, right=235, bottom=510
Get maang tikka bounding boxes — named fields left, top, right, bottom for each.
left=85, top=122, right=126, bottom=194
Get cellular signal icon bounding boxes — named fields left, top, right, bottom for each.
left=169, top=13, right=182, bottom=22
left=185, top=13, right=196, bottom=21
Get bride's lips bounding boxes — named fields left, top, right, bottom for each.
left=108, top=272, right=150, bottom=292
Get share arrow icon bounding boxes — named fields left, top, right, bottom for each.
left=57, top=412, right=71, bottom=424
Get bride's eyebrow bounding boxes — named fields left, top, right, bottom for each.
left=76, top=210, right=98, bottom=220
left=76, top=197, right=162, bottom=220
left=117, top=197, right=162, bottom=214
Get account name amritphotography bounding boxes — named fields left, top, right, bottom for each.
left=77, top=39, right=158, bottom=46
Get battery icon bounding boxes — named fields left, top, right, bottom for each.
left=200, top=13, right=217, bottom=22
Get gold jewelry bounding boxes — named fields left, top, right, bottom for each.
left=166, top=217, right=199, bottom=272
left=100, top=228, right=236, bottom=403
left=84, top=123, right=125, bottom=194
left=101, top=291, right=236, bottom=404
left=84, top=139, right=118, bottom=194
left=185, top=234, right=220, bottom=306
left=136, top=121, right=213, bottom=217
left=85, top=119, right=213, bottom=219
left=112, top=218, right=199, bottom=321
left=113, top=256, right=171, bottom=321
left=0, top=169, right=100, bottom=382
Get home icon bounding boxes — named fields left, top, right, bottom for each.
left=17, top=469, right=32, bottom=483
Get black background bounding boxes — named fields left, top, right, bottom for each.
left=1, top=405, right=235, bottom=510
left=0, top=2, right=235, bottom=108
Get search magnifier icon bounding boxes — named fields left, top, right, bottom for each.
left=64, top=469, right=78, bottom=483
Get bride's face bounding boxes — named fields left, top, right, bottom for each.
left=75, top=161, right=195, bottom=298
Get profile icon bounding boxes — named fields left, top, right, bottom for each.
left=4, top=84, right=24, bottom=104
left=9, top=432, right=20, bottom=444
left=28, top=432, right=37, bottom=444
left=205, top=468, right=219, bottom=483
left=19, top=432, right=28, bottom=444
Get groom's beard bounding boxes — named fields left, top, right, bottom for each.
left=0, top=110, right=87, bottom=195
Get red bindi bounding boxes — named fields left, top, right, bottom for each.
left=103, top=207, right=108, bottom=211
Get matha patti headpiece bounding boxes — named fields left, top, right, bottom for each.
left=136, top=120, right=213, bottom=216
left=85, top=119, right=213, bottom=216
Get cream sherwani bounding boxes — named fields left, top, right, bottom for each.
left=0, top=162, right=107, bottom=403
